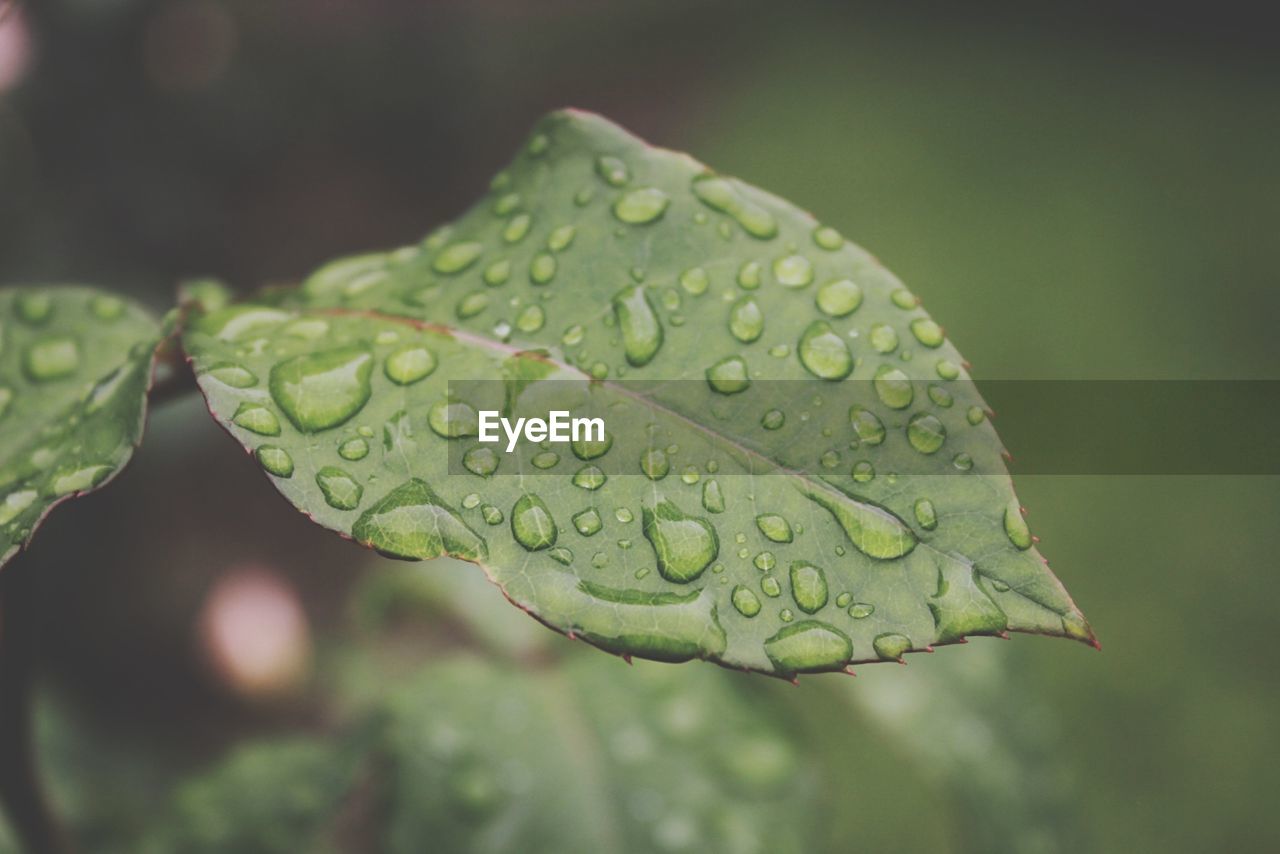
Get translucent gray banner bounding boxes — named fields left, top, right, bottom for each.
left=438, top=379, right=1280, bottom=476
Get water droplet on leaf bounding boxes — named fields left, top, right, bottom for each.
left=643, top=498, right=718, bottom=583
left=706, top=356, right=750, bottom=394
left=613, top=188, right=670, bottom=224
left=798, top=322, right=852, bottom=380
left=270, top=347, right=373, bottom=433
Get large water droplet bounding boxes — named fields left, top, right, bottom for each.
left=764, top=622, right=852, bottom=673
left=527, top=133, right=550, bottom=156
left=492, top=192, right=521, bottom=216
left=547, top=225, right=576, bottom=252
left=515, top=304, right=546, bottom=333
left=203, top=363, right=258, bottom=389
left=760, top=409, right=785, bottom=430
left=384, top=347, right=436, bottom=385
left=906, top=412, right=946, bottom=454
left=353, top=479, right=487, bottom=560
left=613, top=188, right=670, bottom=224
left=484, top=260, right=511, bottom=286
left=529, top=253, right=557, bottom=285
left=503, top=213, right=532, bottom=244
left=255, top=446, right=293, bottom=478
left=463, top=446, right=499, bottom=477
left=49, top=464, right=112, bottom=497
left=573, top=465, right=606, bottom=490
left=706, top=356, right=750, bottom=394
left=930, top=558, right=1008, bottom=641
left=640, top=448, right=670, bottom=480
left=773, top=254, right=814, bottom=288
left=737, top=261, right=762, bottom=290
left=570, top=580, right=727, bottom=662
left=0, top=490, right=36, bottom=525
left=873, top=633, right=912, bottom=661
left=595, top=155, right=630, bottom=187
left=873, top=365, right=913, bottom=409
left=432, top=241, right=484, bottom=275
left=512, top=494, right=557, bottom=551
left=456, top=292, right=489, bottom=318
left=891, top=289, right=917, bottom=310
left=16, top=293, right=53, bottom=324
left=914, top=498, right=938, bottom=530
left=23, top=338, right=80, bottom=381
left=731, top=585, right=761, bottom=618
left=200, top=305, right=291, bottom=342
left=869, top=323, right=898, bottom=354
left=573, top=508, right=603, bottom=537
left=691, top=175, right=778, bottom=239
left=798, top=322, right=852, bottom=380
left=849, top=406, right=886, bottom=445
left=755, top=514, right=793, bottom=543
left=910, top=318, right=944, bottom=348
left=338, top=437, right=369, bottom=461
left=679, top=267, right=709, bottom=295
left=729, top=297, right=764, bottom=343
left=270, top=347, right=373, bottom=433
left=1004, top=501, right=1032, bottom=550
left=562, top=324, right=585, bottom=347
left=642, top=498, right=719, bottom=583
left=702, top=479, right=725, bottom=513
left=316, top=466, right=363, bottom=510
left=789, top=562, right=828, bottom=613
left=815, top=279, right=862, bottom=317
left=571, top=430, right=612, bottom=461
left=613, top=286, right=663, bottom=366
left=232, top=403, right=281, bottom=436
left=813, top=226, right=844, bottom=250
left=803, top=483, right=917, bottom=559
left=428, top=400, right=479, bottom=438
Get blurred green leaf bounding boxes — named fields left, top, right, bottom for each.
left=0, top=286, right=162, bottom=568
left=136, top=738, right=361, bottom=854
left=373, top=654, right=819, bottom=854
left=182, top=110, right=1092, bottom=678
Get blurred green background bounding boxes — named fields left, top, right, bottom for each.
left=2, top=1, right=1277, bottom=851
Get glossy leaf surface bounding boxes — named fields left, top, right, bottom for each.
left=183, top=110, right=1093, bottom=677
left=0, top=286, right=163, bottom=568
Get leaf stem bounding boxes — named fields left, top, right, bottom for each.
left=0, top=564, right=72, bottom=854
left=148, top=353, right=198, bottom=407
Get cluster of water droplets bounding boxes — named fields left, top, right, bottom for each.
left=0, top=290, right=156, bottom=551
left=185, top=116, right=1053, bottom=674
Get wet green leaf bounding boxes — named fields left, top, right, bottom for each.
left=0, top=286, right=163, bottom=568
left=134, top=739, right=359, bottom=854
left=375, top=654, right=818, bottom=853
left=182, top=110, right=1093, bottom=678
